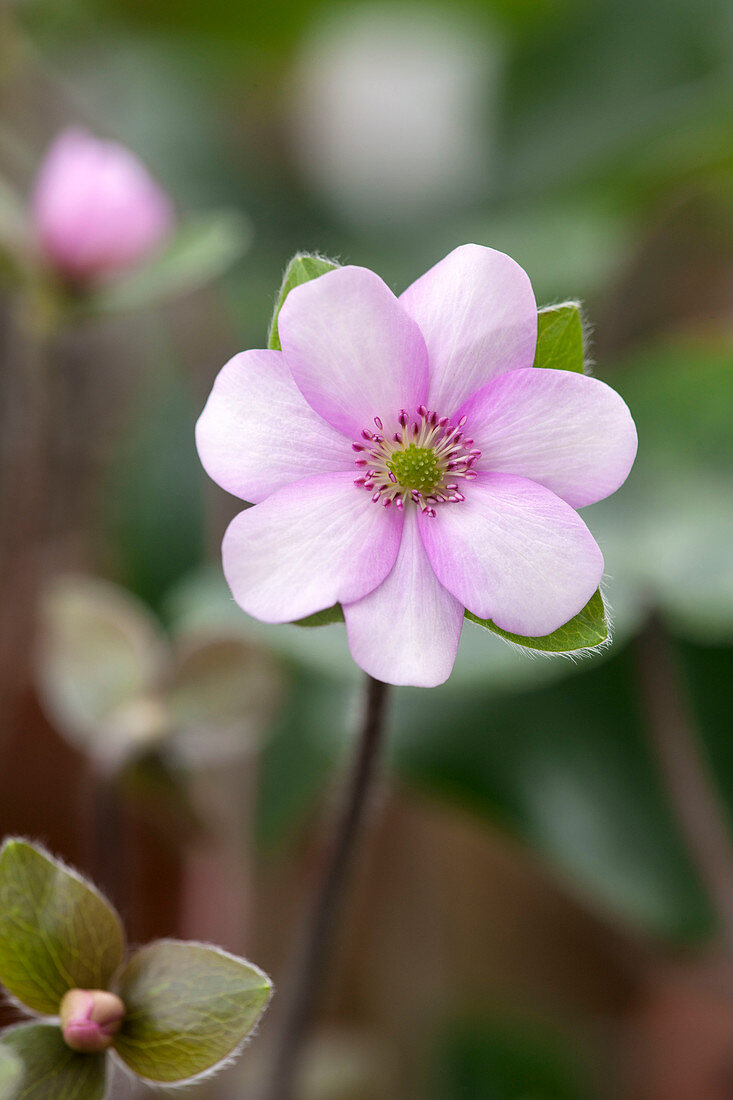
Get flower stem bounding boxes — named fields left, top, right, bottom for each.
left=261, top=674, right=390, bottom=1100
left=637, top=618, right=733, bottom=959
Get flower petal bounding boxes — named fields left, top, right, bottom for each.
left=458, top=367, right=638, bottom=508
left=400, top=244, right=537, bottom=416
left=196, top=349, right=353, bottom=503
left=343, top=508, right=463, bottom=687
left=222, top=472, right=403, bottom=623
left=418, top=473, right=603, bottom=636
left=278, top=265, right=429, bottom=438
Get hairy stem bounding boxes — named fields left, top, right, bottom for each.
left=261, top=674, right=390, bottom=1100
left=638, top=618, right=733, bottom=959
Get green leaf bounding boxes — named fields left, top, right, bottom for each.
left=36, top=574, right=169, bottom=761
left=1, top=1024, right=106, bottom=1100
left=533, top=303, right=585, bottom=373
left=0, top=839, right=126, bottom=1016
left=0, top=1043, right=22, bottom=1100
left=466, top=589, right=608, bottom=652
left=168, top=637, right=282, bottom=762
left=112, top=939, right=272, bottom=1083
left=293, top=603, right=345, bottom=627
left=89, top=210, right=251, bottom=314
left=268, top=252, right=339, bottom=351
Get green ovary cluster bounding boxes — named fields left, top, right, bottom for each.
left=388, top=444, right=441, bottom=494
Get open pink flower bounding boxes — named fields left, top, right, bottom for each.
left=32, top=128, right=173, bottom=282
left=196, top=245, right=637, bottom=687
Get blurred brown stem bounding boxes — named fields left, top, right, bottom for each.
left=261, top=674, right=390, bottom=1100
left=0, top=299, right=52, bottom=738
left=85, top=761, right=126, bottom=911
left=638, top=618, right=733, bottom=960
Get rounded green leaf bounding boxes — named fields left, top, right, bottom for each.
left=0, top=839, right=126, bottom=1016
left=167, top=636, right=282, bottom=763
left=0, top=1043, right=22, bottom=1099
left=533, top=303, right=585, bottom=374
left=112, top=939, right=272, bottom=1083
left=268, top=252, right=340, bottom=352
left=36, top=574, right=169, bottom=762
left=1, top=1024, right=106, bottom=1100
left=466, top=590, right=608, bottom=653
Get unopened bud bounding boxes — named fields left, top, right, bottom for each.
left=59, top=988, right=125, bottom=1053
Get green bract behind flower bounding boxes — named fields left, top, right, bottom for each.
left=196, top=247, right=633, bottom=686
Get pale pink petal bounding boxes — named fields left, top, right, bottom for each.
left=278, top=265, right=429, bottom=438
left=457, top=367, right=638, bottom=508
left=417, top=473, right=603, bottom=636
left=343, top=508, right=463, bottom=687
left=196, top=349, right=353, bottom=503
left=222, top=472, right=403, bottom=623
left=400, top=244, right=537, bottom=416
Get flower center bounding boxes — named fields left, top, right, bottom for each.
left=352, top=404, right=480, bottom=517
left=388, top=444, right=441, bottom=494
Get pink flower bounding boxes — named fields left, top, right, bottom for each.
left=196, top=245, right=637, bottom=687
left=32, top=128, right=173, bottom=282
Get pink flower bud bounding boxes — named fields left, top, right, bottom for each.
left=32, top=128, right=174, bottom=283
left=59, top=988, right=125, bottom=1053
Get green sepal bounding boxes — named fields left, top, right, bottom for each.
left=466, top=589, right=608, bottom=652
left=293, top=603, right=345, bottom=627
left=112, top=939, right=272, bottom=1084
left=268, top=252, right=340, bottom=351
left=533, top=302, right=585, bottom=373
left=88, top=210, right=251, bottom=314
left=0, top=1024, right=106, bottom=1100
left=0, top=838, right=125, bottom=1016
left=0, top=1043, right=22, bottom=1099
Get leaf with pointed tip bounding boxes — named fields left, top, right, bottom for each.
left=112, top=940, right=272, bottom=1083
left=0, top=839, right=125, bottom=1015
left=268, top=252, right=340, bottom=351
left=0, top=1043, right=22, bottom=1099
left=1, top=1024, right=106, bottom=1100
left=89, top=210, right=251, bottom=314
left=533, top=303, right=585, bottom=373
left=466, top=590, right=608, bottom=652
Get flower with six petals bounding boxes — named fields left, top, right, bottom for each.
left=196, top=245, right=637, bottom=687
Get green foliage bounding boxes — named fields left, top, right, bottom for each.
left=0, top=1044, right=22, bottom=1100
left=0, top=840, right=125, bottom=1016
left=1, top=1024, right=106, bottom=1100
left=467, top=590, right=608, bottom=653
left=36, top=574, right=280, bottom=771
left=112, top=939, right=272, bottom=1083
left=37, top=574, right=168, bottom=758
left=533, top=303, right=585, bottom=373
left=587, top=338, right=733, bottom=643
left=104, top=368, right=206, bottom=612
left=293, top=604, right=345, bottom=627
left=89, top=210, right=251, bottom=314
left=394, top=643, right=713, bottom=942
left=268, top=252, right=339, bottom=352
left=430, top=1015, right=589, bottom=1100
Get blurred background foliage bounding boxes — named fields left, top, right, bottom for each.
left=1, top=0, right=732, bottom=1096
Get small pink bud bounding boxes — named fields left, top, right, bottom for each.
left=59, top=988, right=125, bottom=1053
left=32, top=128, right=174, bottom=283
